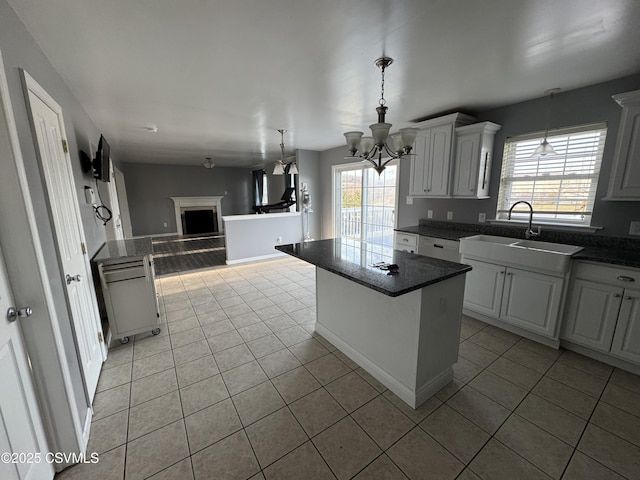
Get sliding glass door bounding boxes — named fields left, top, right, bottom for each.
left=334, top=161, right=398, bottom=246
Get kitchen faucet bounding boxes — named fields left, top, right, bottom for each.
left=507, top=201, right=541, bottom=239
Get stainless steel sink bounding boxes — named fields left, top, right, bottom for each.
left=459, top=235, right=583, bottom=273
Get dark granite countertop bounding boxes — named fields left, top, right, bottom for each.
left=93, top=237, right=153, bottom=262
left=396, top=223, right=640, bottom=269
left=276, top=238, right=472, bottom=297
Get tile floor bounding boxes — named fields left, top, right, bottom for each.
left=56, top=257, right=640, bottom=480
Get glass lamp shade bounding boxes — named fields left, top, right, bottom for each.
left=288, top=162, right=299, bottom=175
left=273, top=161, right=285, bottom=175
left=390, top=133, right=403, bottom=153
left=399, top=128, right=418, bottom=150
left=533, top=138, right=556, bottom=156
left=369, top=122, right=392, bottom=146
left=344, top=131, right=363, bottom=154
left=360, top=136, right=375, bottom=156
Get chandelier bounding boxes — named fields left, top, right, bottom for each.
left=272, top=129, right=298, bottom=175
left=344, top=57, right=418, bottom=175
left=202, top=157, right=215, bottom=169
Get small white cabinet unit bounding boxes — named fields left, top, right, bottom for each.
left=563, top=261, right=640, bottom=365
left=605, top=89, right=640, bottom=200
left=409, top=113, right=475, bottom=197
left=394, top=232, right=418, bottom=254
left=453, top=122, right=501, bottom=199
left=98, top=254, right=160, bottom=343
left=462, top=257, right=566, bottom=341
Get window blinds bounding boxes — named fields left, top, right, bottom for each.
left=496, top=123, right=607, bottom=225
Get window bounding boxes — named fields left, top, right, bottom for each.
left=496, top=123, right=607, bottom=226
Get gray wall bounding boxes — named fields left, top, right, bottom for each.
left=1, top=0, right=112, bottom=431
left=122, top=163, right=253, bottom=236
left=320, top=73, right=640, bottom=239
left=297, top=149, right=321, bottom=240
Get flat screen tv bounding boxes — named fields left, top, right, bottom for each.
left=93, top=134, right=110, bottom=182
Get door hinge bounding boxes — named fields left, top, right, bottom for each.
left=81, top=242, right=87, bottom=255
left=97, top=331, right=103, bottom=343
left=62, top=139, right=68, bottom=153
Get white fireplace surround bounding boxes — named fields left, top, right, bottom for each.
left=171, top=196, right=224, bottom=235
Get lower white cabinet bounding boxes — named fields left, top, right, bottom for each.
left=563, top=261, right=640, bottom=365
left=418, top=236, right=461, bottom=263
left=394, top=232, right=418, bottom=254
left=463, top=257, right=565, bottom=339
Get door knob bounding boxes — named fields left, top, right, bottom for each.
left=66, top=274, right=82, bottom=285
left=7, top=306, right=33, bottom=322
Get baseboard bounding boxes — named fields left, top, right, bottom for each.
left=317, top=323, right=435, bottom=409
left=225, top=252, right=286, bottom=265
left=561, top=340, right=640, bottom=376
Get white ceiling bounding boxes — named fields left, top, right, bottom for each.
left=8, top=0, right=640, bottom=168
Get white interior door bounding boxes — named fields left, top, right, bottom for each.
left=23, top=72, right=104, bottom=402
left=0, top=244, right=54, bottom=480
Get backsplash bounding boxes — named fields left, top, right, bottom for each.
left=417, top=219, right=640, bottom=252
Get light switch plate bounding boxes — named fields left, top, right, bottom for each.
left=447, top=211, right=454, bottom=220
left=630, top=221, right=640, bottom=235
left=406, top=196, right=413, bottom=205
left=427, top=210, right=433, bottom=219
left=478, top=213, right=486, bottom=223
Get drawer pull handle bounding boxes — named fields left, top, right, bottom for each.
left=613, top=294, right=621, bottom=298
left=433, top=244, right=444, bottom=249
left=617, top=276, right=635, bottom=282
left=625, top=296, right=632, bottom=300
left=403, top=238, right=409, bottom=242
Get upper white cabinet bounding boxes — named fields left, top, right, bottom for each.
left=453, top=122, right=501, bottom=199
left=409, top=113, right=475, bottom=197
left=605, top=89, right=640, bottom=200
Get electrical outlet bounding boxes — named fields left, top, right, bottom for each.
left=478, top=213, right=486, bottom=223
left=630, top=221, right=640, bottom=236
left=406, top=196, right=413, bottom=205
left=163, top=222, right=167, bottom=228
left=447, top=211, right=454, bottom=221
left=276, top=236, right=282, bottom=243
left=427, top=210, right=433, bottom=219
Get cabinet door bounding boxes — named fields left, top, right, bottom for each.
left=607, top=99, right=640, bottom=199
left=453, top=131, right=480, bottom=197
left=426, top=124, right=453, bottom=197
left=562, top=279, right=623, bottom=352
left=463, top=259, right=505, bottom=317
left=500, top=268, right=563, bottom=338
left=409, top=133, right=430, bottom=195
left=610, top=289, right=640, bottom=364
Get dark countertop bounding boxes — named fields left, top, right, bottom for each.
left=276, top=238, right=472, bottom=297
left=396, top=224, right=640, bottom=269
left=93, top=237, right=153, bottom=262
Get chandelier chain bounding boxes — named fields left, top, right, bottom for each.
left=379, top=65, right=386, bottom=106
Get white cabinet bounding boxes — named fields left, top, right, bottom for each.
left=500, top=267, right=563, bottom=338
left=418, top=236, right=461, bottom=263
left=453, top=122, right=501, bottom=199
left=98, top=254, right=160, bottom=343
left=409, top=113, right=475, bottom=197
left=394, top=232, right=418, bottom=254
left=563, top=261, right=640, bottom=365
left=463, top=257, right=565, bottom=340
left=605, top=89, right=640, bottom=200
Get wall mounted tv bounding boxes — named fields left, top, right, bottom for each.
left=93, top=134, right=110, bottom=182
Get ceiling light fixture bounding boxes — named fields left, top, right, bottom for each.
left=344, top=57, right=418, bottom=175
left=272, top=129, right=298, bottom=175
left=533, top=88, right=561, bottom=157
left=144, top=125, right=158, bottom=133
left=202, top=157, right=215, bottom=169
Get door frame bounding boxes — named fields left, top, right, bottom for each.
left=0, top=50, right=89, bottom=469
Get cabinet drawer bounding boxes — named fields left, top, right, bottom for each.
left=395, top=233, right=418, bottom=247
left=419, top=236, right=461, bottom=263
left=573, top=261, right=639, bottom=288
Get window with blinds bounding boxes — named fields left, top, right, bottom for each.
left=496, top=123, right=607, bottom=225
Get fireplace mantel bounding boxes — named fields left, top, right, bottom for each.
left=170, top=196, right=224, bottom=235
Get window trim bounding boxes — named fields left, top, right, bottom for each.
left=496, top=122, right=607, bottom=227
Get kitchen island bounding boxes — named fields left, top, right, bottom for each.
left=276, top=238, right=471, bottom=408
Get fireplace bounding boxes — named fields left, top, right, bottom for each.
left=170, top=196, right=224, bottom=235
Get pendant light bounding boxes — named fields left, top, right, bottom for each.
left=344, top=57, right=418, bottom=175
left=202, top=157, right=215, bottom=169
left=272, top=129, right=298, bottom=175
left=533, top=88, right=561, bottom=157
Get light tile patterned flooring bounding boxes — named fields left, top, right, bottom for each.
left=57, top=257, right=640, bottom=480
